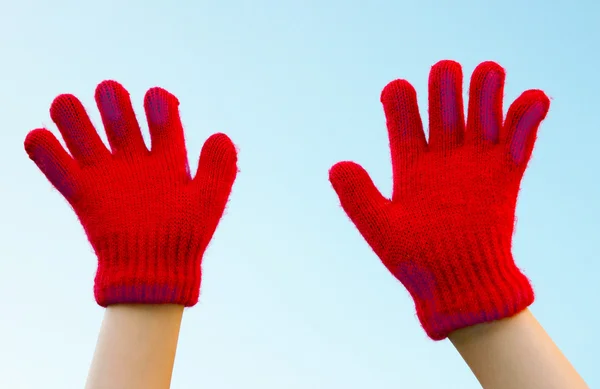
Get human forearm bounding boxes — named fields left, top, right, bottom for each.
left=85, top=304, right=184, bottom=389
left=449, top=309, right=588, bottom=389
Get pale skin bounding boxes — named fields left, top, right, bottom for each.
left=81, top=305, right=588, bottom=389
left=85, top=304, right=184, bottom=389
left=449, top=308, right=589, bottom=389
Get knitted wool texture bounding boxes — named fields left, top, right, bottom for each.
left=24, top=81, right=237, bottom=307
left=329, top=60, right=550, bottom=340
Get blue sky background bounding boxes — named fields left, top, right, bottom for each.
left=1, top=0, right=598, bottom=387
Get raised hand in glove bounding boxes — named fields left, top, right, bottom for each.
left=25, top=81, right=237, bottom=307
left=329, top=60, right=549, bottom=340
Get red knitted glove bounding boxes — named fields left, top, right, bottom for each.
left=329, top=60, right=550, bottom=340
left=24, top=80, right=237, bottom=307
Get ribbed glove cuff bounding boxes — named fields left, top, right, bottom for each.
left=92, top=232, right=203, bottom=307
left=410, top=235, right=534, bottom=340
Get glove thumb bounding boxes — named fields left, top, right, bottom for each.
left=329, top=161, right=390, bottom=247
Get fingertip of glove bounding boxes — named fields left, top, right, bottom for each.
left=380, top=79, right=416, bottom=104
left=520, top=89, right=550, bottom=109
left=328, top=161, right=364, bottom=185
left=144, top=86, right=179, bottom=108
left=23, top=128, right=48, bottom=159
left=206, top=132, right=237, bottom=155
left=49, top=94, right=82, bottom=122
left=328, top=160, right=349, bottom=177
left=143, top=87, right=180, bottom=126
left=473, top=61, right=505, bottom=76
left=94, top=80, right=131, bottom=113
left=95, top=80, right=128, bottom=99
left=199, top=133, right=238, bottom=174
left=430, top=59, right=462, bottom=77
left=509, top=89, right=550, bottom=126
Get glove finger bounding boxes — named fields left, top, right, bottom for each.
left=144, top=87, right=188, bottom=172
left=193, top=133, right=238, bottom=219
left=329, top=161, right=390, bottom=244
left=466, top=61, right=505, bottom=146
left=50, top=94, right=111, bottom=165
left=24, top=128, right=79, bottom=200
left=428, top=60, right=466, bottom=151
left=95, top=80, right=148, bottom=156
left=381, top=79, right=427, bottom=198
left=503, top=90, right=550, bottom=167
